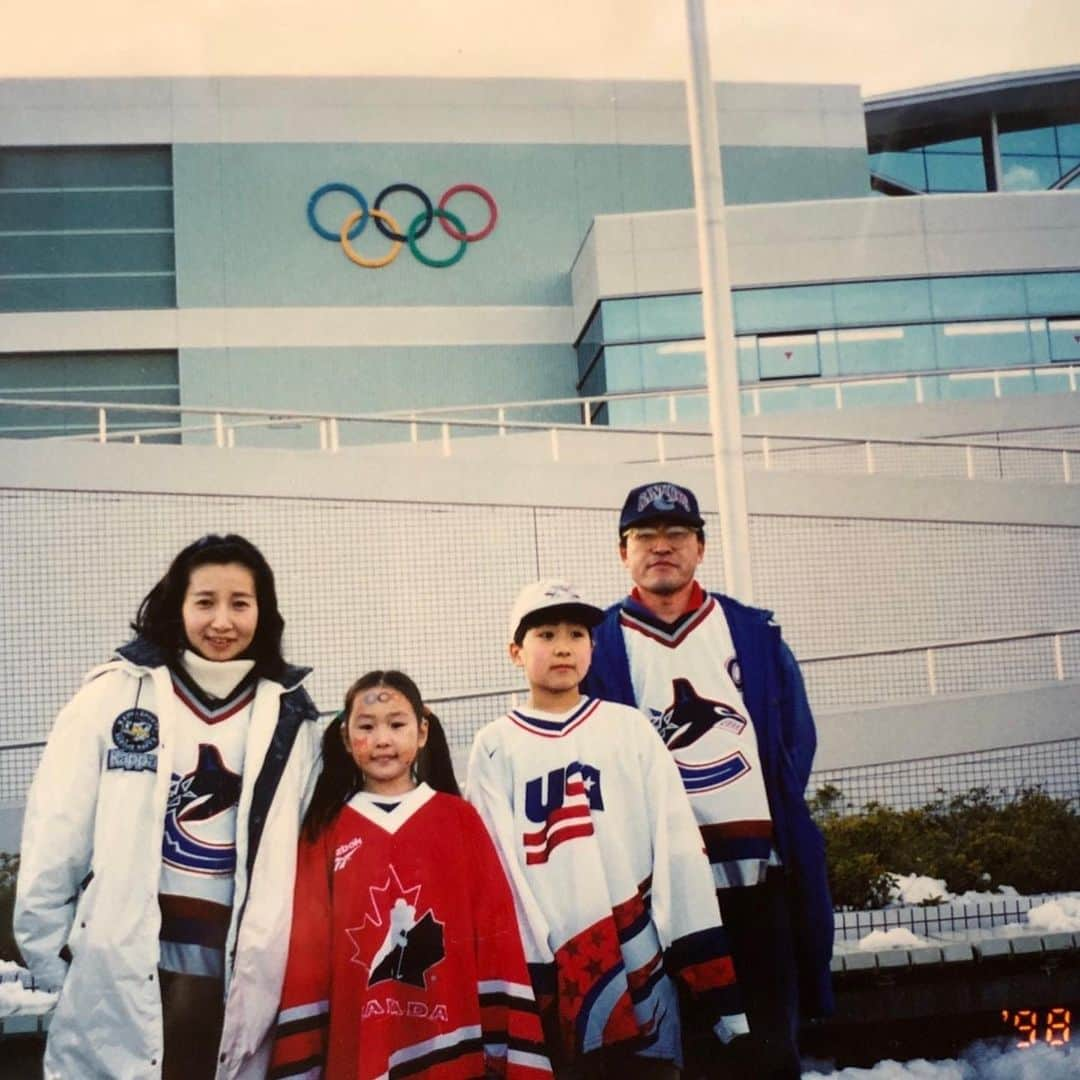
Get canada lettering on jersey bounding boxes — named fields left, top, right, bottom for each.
left=523, top=761, right=603, bottom=865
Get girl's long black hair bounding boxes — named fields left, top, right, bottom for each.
left=131, top=533, right=286, bottom=678
left=302, top=670, right=461, bottom=841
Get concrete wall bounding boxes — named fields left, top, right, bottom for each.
left=571, top=191, right=1080, bottom=334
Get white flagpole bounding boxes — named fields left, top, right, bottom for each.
left=683, top=0, right=754, bottom=603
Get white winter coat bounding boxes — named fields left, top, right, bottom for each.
left=14, top=644, right=323, bottom=1080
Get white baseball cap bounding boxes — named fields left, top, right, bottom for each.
left=509, top=580, right=604, bottom=644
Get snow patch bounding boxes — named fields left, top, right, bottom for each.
left=803, top=1041, right=1077, bottom=1078
left=1024, top=895, right=1080, bottom=933
left=857, top=928, right=928, bottom=951
left=0, top=980, right=57, bottom=1018
left=888, top=874, right=950, bottom=906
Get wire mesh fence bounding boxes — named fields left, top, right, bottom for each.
left=810, top=737, right=1080, bottom=816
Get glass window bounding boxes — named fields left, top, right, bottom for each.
left=834, top=325, right=930, bottom=375
left=937, top=320, right=1033, bottom=369
left=576, top=306, right=604, bottom=381
left=758, top=333, right=820, bottom=380
left=597, top=298, right=644, bottom=344
left=1000, top=155, right=1060, bottom=190
left=0, top=146, right=175, bottom=313
left=832, top=279, right=932, bottom=326
left=869, top=151, right=926, bottom=192
left=1058, top=123, right=1080, bottom=156
left=634, top=293, right=703, bottom=340
left=0, top=349, right=179, bottom=439
left=733, top=284, right=834, bottom=334
left=1025, top=271, right=1080, bottom=314
left=579, top=352, right=609, bottom=399
left=998, top=127, right=1058, bottom=156
left=641, top=342, right=706, bottom=389
left=929, top=275, right=1027, bottom=320
left=925, top=153, right=988, bottom=192
left=1048, top=319, right=1080, bottom=362
left=600, top=343, right=648, bottom=392
left=925, top=136, right=984, bottom=155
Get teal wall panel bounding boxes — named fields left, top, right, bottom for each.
left=178, top=343, right=578, bottom=437
left=721, top=147, right=870, bottom=204
left=174, top=143, right=698, bottom=309
left=0, top=145, right=175, bottom=313
left=173, top=142, right=863, bottom=310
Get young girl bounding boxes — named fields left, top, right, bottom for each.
left=15, top=534, right=323, bottom=1080
left=270, top=670, right=552, bottom=1080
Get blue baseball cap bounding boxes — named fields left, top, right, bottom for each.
left=619, top=481, right=704, bottom=535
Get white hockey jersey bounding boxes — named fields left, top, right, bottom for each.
left=467, top=696, right=741, bottom=1065
left=620, top=594, right=777, bottom=888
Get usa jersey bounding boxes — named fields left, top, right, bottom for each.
left=270, top=784, right=551, bottom=1080
left=467, top=697, right=741, bottom=1065
left=621, top=594, right=777, bottom=889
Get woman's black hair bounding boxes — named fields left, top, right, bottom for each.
left=302, top=670, right=461, bottom=842
left=131, top=533, right=286, bottom=678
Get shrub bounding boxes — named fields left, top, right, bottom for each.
left=0, top=852, right=20, bottom=963
left=811, top=787, right=1080, bottom=909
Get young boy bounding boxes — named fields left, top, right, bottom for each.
left=466, top=580, right=748, bottom=1079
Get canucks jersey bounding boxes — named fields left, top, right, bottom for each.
left=621, top=594, right=777, bottom=889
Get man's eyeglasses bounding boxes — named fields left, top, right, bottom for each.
left=622, top=525, right=696, bottom=545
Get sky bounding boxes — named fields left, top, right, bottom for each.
left=3, top=0, right=1078, bottom=96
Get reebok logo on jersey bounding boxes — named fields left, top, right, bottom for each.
left=523, top=761, right=603, bottom=865
left=334, top=836, right=364, bottom=872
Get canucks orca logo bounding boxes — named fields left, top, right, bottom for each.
left=347, top=866, right=446, bottom=989
left=654, top=678, right=747, bottom=750
left=162, top=744, right=242, bottom=875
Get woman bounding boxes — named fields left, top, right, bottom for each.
left=15, top=534, right=323, bottom=1080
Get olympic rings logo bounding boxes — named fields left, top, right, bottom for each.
left=306, top=182, right=498, bottom=269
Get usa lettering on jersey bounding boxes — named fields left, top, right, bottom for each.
left=523, top=761, right=603, bottom=865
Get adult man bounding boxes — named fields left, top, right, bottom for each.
left=582, top=480, right=833, bottom=1079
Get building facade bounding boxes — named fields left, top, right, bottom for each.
left=0, top=68, right=1077, bottom=440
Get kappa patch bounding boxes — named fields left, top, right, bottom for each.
left=108, top=707, right=159, bottom=772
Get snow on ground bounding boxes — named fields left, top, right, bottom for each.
left=0, top=980, right=57, bottom=1018
left=803, top=1041, right=1077, bottom=1078
left=856, top=928, right=929, bottom=951
left=884, top=875, right=1022, bottom=908
left=1024, top=895, right=1080, bottom=933
left=888, top=874, right=952, bottom=906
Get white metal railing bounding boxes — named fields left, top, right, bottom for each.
left=2, top=394, right=1079, bottom=485
left=801, top=626, right=1079, bottom=691
left=380, top=360, right=1079, bottom=422
left=0, top=628, right=1076, bottom=759
left=2, top=360, right=1078, bottom=441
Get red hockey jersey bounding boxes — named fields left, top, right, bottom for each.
left=270, top=784, right=551, bottom=1080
